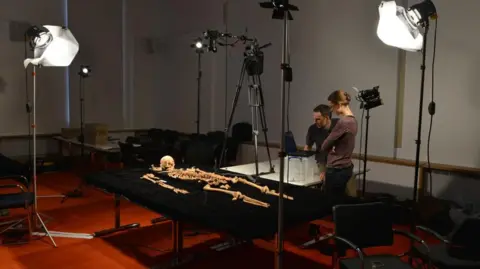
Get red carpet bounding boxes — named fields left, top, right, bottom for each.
left=0, top=171, right=432, bottom=268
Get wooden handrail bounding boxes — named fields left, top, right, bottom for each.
left=352, top=153, right=417, bottom=167
left=0, top=129, right=149, bottom=140
left=242, top=141, right=480, bottom=176
left=423, top=163, right=480, bottom=177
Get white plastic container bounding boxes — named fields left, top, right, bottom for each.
left=285, top=155, right=316, bottom=183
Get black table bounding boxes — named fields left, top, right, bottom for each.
left=83, top=167, right=351, bottom=268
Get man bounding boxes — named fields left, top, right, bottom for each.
left=304, top=104, right=338, bottom=181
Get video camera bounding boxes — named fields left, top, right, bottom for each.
left=243, top=39, right=272, bottom=76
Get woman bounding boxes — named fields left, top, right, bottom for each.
left=321, top=90, right=357, bottom=203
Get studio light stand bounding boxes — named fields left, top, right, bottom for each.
left=24, top=25, right=93, bottom=243
left=377, top=0, right=437, bottom=261
left=63, top=65, right=92, bottom=200
left=412, top=19, right=429, bottom=216
left=259, top=1, right=298, bottom=269
left=218, top=38, right=275, bottom=177
left=23, top=31, right=65, bottom=202
left=30, top=65, right=57, bottom=246
left=362, top=108, right=370, bottom=195
left=191, top=39, right=204, bottom=135
left=79, top=65, right=91, bottom=158
left=24, top=33, right=32, bottom=172
left=355, top=86, right=382, bottom=197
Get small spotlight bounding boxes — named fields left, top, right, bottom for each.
left=357, top=86, right=383, bottom=110
left=191, top=38, right=204, bottom=53
left=78, top=65, right=91, bottom=78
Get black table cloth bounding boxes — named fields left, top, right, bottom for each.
left=84, top=167, right=345, bottom=239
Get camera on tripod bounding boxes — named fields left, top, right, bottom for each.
left=244, top=40, right=265, bottom=76
left=357, top=86, right=383, bottom=110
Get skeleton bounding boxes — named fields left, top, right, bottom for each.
left=141, top=173, right=189, bottom=194
left=152, top=166, right=293, bottom=200
left=203, top=184, right=269, bottom=208
left=145, top=156, right=294, bottom=208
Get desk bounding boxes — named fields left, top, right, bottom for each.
left=52, top=136, right=122, bottom=154
left=222, top=160, right=369, bottom=187
left=52, top=136, right=130, bottom=169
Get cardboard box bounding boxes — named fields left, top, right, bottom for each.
left=84, top=123, right=109, bottom=145
left=61, top=128, right=80, bottom=139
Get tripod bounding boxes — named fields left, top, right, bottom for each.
left=361, top=107, right=370, bottom=197
left=218, top=43, right=275, bottom=177
left=62, top=73, right=88, bottom=201
left=196, top=51, right=202, bottom=135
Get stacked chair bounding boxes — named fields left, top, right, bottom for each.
left=0, top=154, right=33, bottom=244
left=121, top=128, right=240, bottom=169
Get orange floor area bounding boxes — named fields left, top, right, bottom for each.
left=0, top=171, right=420, bottom=269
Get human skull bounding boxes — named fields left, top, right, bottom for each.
left=160, top=155, right=175, bottom=171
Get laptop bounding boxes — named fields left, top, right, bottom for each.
left=284, top=131, right=315, bottom=157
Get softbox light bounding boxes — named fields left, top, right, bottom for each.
left=376, top=0, right=436, bottom=52
left=24, top=25, right=79, bottom=68
left=21, top=25, right=89, bottom=246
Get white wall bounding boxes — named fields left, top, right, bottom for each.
left=68, top=0, right=124, bottom=130
left=125, top=0, right=226, bottom=133
left=400, top=0, right=480, bottom=168
left=0, top=0, right=67, bottom=157
left=0, top=0, right=66, bottom=136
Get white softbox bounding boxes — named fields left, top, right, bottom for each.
left=24, top=25, right=79, bottom=68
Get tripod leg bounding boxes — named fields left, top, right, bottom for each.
left=248, top=77, right=260, bottom=177
left=218, top=60, right=247, bottom=168
left=255, top=76, right=275, bottom=172
left=35, top=212, right=57, bottom=247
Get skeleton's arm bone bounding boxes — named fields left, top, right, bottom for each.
left=203, top=184, right=269, bottom=208
left=142, top=174, right=189, bottom=194
left=236, top=177, right=293, bottom=200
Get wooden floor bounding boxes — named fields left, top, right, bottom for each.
left=0, top=170, right=421, bottom=269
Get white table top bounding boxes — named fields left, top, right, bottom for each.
left=53, top=136, right=124, bottom=152
left=222, top=160, right=369, bottom=187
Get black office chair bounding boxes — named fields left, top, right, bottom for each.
left=414, top=217, right=480, bottom=268
left=0, top=174, right=33, bottom=244
left=184, top=139, right=216, bottom=167
left=118, top=142, right=145, bottom=168
left=207, top=131, right=224, bottom=143
left=326, top=202, right=430, bottom=269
